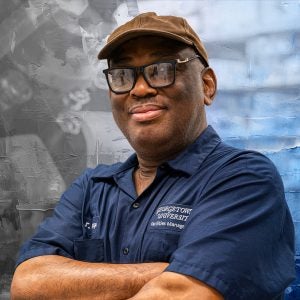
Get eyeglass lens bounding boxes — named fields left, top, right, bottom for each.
left=144, top=62, right=174, bottom=87
left=107, top=69, right=134, bottom=93
left=106, top=62, right=175, bottom=93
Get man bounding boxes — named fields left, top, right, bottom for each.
left=11, top=12, right=295, bottom=300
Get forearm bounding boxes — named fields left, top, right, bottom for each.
left=11, top=255, right=168, bottom=300
left=127, top=271, right=223, bottom=300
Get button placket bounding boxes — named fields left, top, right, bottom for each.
left=122, top=247, right=129, bottom=255
left=132, top=202, right=140, bottom=209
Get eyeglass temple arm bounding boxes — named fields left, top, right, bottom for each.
left=176, top=56, right=197, bottom=64
left=176, top=55, right=209, bottom=67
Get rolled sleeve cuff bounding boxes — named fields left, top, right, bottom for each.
left=16, top=246, right=73, bottom=268
left=165, top=258, right=235, bottom=299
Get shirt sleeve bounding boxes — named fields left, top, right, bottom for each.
left=16, top=169, right=92, bottom=266
left=166, top=152, right=295, bottom=299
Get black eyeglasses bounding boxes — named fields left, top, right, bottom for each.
left=103, top=55, right=202, bottom=94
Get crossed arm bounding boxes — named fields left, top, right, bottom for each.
left=11, top=255, right=223, bottom=300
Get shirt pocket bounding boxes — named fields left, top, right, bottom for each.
left=141, top=231, right=179, bottom=262
left=73, top=238, right=104, bottom=262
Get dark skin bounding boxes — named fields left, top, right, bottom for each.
left=11, top=36, right=221, bottom=299
left=109, top=37, right=217, bottom=195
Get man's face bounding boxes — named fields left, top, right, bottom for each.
left=108, top=36, right=216, bottom=159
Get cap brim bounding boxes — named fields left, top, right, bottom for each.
left=98, top=29, right=194, bottom=59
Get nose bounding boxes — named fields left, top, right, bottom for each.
left=129, top=73, right=157, bottom=98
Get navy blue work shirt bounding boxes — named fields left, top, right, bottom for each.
left=17, top=126, right=295, bottom=299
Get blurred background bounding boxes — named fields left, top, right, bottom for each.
left=0, top=0, right=299, bottom=298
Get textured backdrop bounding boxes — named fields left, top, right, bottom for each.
left=0, top=0, right=299, bottom=298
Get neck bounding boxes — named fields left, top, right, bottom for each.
left=136, top=157, right=163, bottom=173
left=133, top=149, right=182, bottom=196
left=133, top=159, right=157, bottom=196
left=132, top=128, right=205, bottom=195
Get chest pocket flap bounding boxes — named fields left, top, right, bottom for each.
left=74, top=238, right=104, bottom=262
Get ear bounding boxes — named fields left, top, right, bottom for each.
left=201, top=67, right=217, bottom=106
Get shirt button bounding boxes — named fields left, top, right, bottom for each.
left=123, top=247, right=129, bottom=255
left=132, top=202, right=140, bottom=209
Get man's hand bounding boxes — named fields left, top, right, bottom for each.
left=10, top=255, right=168, bottom=300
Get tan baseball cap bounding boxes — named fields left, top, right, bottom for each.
left=98, top=12, right=209, bottom=66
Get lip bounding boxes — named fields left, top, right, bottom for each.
left=129, top=104, right=167, bottom=122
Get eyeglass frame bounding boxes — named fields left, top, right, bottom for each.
left=102, top=54, right=208, bottom=94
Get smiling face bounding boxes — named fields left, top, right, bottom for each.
left=107, top=36, right=217, bottom=162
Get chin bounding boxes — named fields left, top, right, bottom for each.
left=129, top=130, right=170, bottom=150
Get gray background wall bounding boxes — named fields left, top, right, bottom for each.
left=0, top=0, right=299, bottom=298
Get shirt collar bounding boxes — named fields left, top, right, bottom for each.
left=91, top=125, right=221, bottom=179
left=163, top=125, right=221, bottom=176
left=91, top=153, right=137, bottom=179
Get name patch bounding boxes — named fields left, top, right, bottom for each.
left=150, top=205, right=193, bottom=231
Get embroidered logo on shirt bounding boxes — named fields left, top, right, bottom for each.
left=150, top=205, right=193, bottom=231
left=84, top=216, right=99, bottom=236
